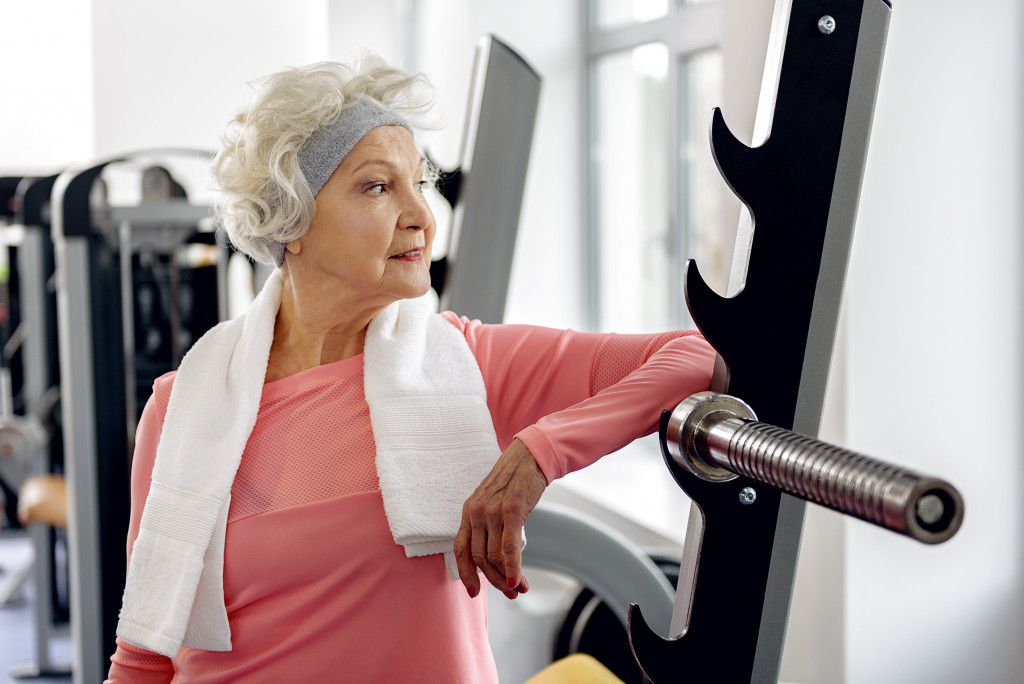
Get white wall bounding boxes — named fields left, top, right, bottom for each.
left=0, top=0, right=94, bottom=172
left=326, top=0, right=413, bottom=68
left=845, top=0, right=1023, bottom=681
left=90, top=0, right=329, bottom=156
left=1, top=0, right=330, bottom=183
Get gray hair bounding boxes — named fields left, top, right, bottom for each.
left=212, top=54, right=438, bottom=265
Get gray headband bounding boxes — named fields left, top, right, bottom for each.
left=298, top=99, right=411, bottom=197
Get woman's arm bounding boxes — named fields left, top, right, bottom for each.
left=448, top=316, right=715, bottom=598
left=515, top=331, right=715, bottom=481
left=104, top=381, right=177, bottom=683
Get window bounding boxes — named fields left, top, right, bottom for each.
left=591, top=43, right=671, bottom=332
left=586, top=0, right=732, bottom=332
left=591, top=0, right=670, bottom=32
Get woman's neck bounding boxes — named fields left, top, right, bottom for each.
left=265, top=267, right=380, bottom=382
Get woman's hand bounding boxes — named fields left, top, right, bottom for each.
left=454, top=438, right=547, bottom=600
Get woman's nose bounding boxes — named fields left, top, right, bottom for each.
left=401, top=189, right=433, bottom=231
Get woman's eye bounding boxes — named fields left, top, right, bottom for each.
left=367, top=183, right=387, bottom=196
left=417, top=180, right=430, bottom=193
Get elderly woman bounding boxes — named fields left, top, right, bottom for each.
left=105, top=55, right=714, bottom=683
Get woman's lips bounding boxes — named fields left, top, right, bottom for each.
left=389, top=249, right=424, bottom=262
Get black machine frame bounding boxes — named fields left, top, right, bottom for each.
left=628, top=0, right=893, bottom=681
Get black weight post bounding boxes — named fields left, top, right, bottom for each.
left=628, top=1, right=891, bottom=681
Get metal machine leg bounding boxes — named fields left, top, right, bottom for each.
left=51, top=233, right=106, bottom=684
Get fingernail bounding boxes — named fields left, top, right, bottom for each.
left=507, top=576, right=516, bottom=590
left=467, top=586, right=477, bottom=599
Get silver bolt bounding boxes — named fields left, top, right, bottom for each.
left=818, top=15, right=836, bottom=35
left=916, top=494, right=945, bottom=525
left=739, top=487, right=757, bottom=505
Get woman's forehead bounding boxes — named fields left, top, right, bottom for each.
left=343, top=126, right=420, bottom=169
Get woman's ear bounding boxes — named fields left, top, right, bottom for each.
left=285, top=239, right=302, bottom=256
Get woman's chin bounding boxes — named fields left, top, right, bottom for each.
left=407, top=274, right=434, bottom=300
left=411, top=282, right=436, bottom=304
left=386, top=278, right=433, bottom=304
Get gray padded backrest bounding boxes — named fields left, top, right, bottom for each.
left=440, top=35, right=541, bottom=324
left=523, top=503, right=676, bottom=637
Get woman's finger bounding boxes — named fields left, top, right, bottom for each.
left=480, top=553, right=519, bottom=599
left=501, top=519, right=526, bottom=592
left=485, top=501, right=506, bottom=577
left=453, top=517, right=480, bottom=598
left=469, top=505, right=489, bottom=580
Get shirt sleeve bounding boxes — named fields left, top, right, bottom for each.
left=442, top=313, right=716, bottom=483
left=105, top=637, right=175, bottom=683
left=105, top=379, right=176, bottom=683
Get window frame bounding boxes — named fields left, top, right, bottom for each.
left=584, top=0, right=723, bottom=330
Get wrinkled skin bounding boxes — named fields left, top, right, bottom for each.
left=454, top=438, right=548, bottom=599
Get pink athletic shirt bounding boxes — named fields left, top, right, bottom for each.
left=106, top=314, right=715, bottom=682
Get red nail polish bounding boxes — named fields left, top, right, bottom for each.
left=507, top=576, right=516, bottom=590
left=467, top=586, right=477, bottom=599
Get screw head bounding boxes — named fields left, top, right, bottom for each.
left=739, top=487, right=757, bottom=505
left=916, top=494, right=945, bottom=525
left=818, top=15, right=836, bottom=35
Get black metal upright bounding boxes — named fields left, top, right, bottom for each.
left=53, top=162, right=131, bottom=684
left=628, top=1, right=891, bottom=681
left=14, top=174, right=74, bottom=678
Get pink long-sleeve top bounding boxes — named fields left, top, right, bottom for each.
left=106, top=314, right=715, bottom=683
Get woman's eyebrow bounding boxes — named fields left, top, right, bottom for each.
left=350, top=158, right=424, bottom=174
left=350, top=158, right=394, bottom=174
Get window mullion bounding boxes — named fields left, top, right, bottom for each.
left=584, top=0, right=724, bottom=332
left=666, top=52, right=685, bottom=328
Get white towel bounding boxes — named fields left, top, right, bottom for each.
left=116, top=269, right=502, bottom=657
left=365, top=297, right=503, bottom=579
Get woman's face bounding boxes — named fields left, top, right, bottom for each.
left=295, top=125, right=435, bottom=309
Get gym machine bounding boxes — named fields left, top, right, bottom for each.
left=430, top=35, right=541, bottom=323
left=0, top=175, right=38, bottom=537
left=0, top=173, right=72, bottom=678
left=51, top=151, right=225, bottom=683
left=625, top=1, right=964, bottom=682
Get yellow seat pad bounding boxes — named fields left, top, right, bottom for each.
left=524, top=654, right=626, bottom=684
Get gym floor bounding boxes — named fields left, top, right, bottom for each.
left=0, top=536, right=72, bottom=684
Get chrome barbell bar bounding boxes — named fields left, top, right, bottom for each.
left=662, top=392, right=964, bottom=544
